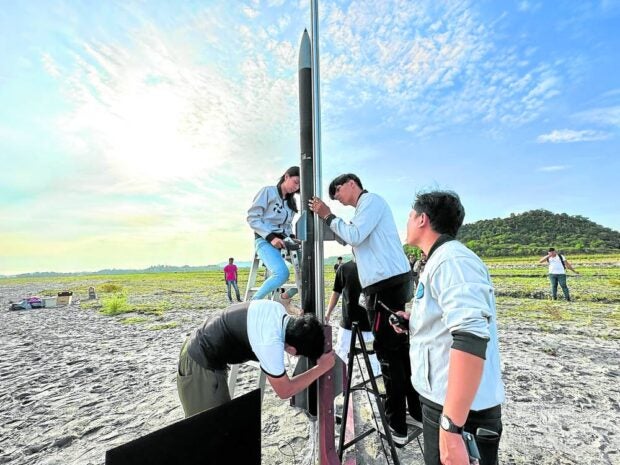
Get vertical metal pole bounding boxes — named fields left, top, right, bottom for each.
left=311, top=4, right=341, bottom=465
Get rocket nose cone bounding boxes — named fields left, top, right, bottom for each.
left=298, top=29, right=311, bottom=70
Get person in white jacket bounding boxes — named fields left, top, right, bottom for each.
left=395, top=190, right=505, bottom=465
left=247, top=166, right=300, bottom=301
left=309, top=173, right=421, bottom=446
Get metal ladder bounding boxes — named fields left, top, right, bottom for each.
left=228, top=243, right=302, bottom=402
left=337, top=322, right=423, bottom=464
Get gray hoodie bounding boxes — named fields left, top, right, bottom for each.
left=247, top=186, right=296, bottom=241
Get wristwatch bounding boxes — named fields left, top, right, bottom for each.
left=439, top=414, right=463, bottom=434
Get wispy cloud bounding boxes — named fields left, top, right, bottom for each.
left=536, top=129, right=611, bottom=143
left=319, top=0, right=564, bottom=136
left=46, top=14, right=302, bottom=193
left=517, top=1, right=542, bottom=13
left=575, top=105, right=620, bottom=128
left=242, top=6, right=260, bottom=19
left=537, top=165, right=570, bottom=172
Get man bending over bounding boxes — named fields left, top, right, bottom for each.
left=177, top=300, right=335, bottom=417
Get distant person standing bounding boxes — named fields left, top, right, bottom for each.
left=325, top=259, right=381, bottom=376
left=224, top=258, right=242, bottom=303
left=334, top=256, right=343, bottom=272
left=539, top=248, right=578, bottom=301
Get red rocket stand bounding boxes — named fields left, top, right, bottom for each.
left=318, top=325, right=342, bottom=465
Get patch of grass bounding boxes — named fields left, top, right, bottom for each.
left=100, top=293, right=132, bottom=316
left=39, top=288, right=61, bottom=297
left=148, top=322, right=178, bottom=331
left=121, top=316, right=149, bottom=325
left=80, top=300, right=100, bottom=310
left=100, top=283, right=124, bottom=293
left=133, top=301, right=172, bottom=316
left=4, top=253, right=617, bottom=337
left=497, top=295, right=619, bottom=339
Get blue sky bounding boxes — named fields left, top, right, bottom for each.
left=1, top=0, right=619, bottom=275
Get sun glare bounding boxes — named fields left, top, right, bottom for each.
left=97, top=86, right=228, bottom=181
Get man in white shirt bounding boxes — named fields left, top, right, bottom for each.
left=177, top=300, right=335, bottom=417
left=309, top=173, right=421, bottom=446
left=394, top=190, right=505, bottom=465
left=538, top=247, right=578, bottom=301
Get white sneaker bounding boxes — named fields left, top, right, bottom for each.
left=388, top=426, right=408, bottom=447
left=406, top=416, right=423, bottom=429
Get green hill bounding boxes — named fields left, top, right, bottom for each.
left=457, top=209, right=620, bottom=257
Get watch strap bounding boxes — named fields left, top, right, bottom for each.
left=440, top=414, right=464, bottom=434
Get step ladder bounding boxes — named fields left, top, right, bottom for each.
left=228, top=242, right=302, bottom=402
left=337, top=322, right=423, bottom=464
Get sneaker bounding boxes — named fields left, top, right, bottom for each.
left=275, top=291, right=292, bottom=306
left=388, top=426, right=408, bottom=447
left=406, top=416, right=423, bottom=429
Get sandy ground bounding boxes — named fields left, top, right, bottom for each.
left=0, top=283, right=618, bottom=465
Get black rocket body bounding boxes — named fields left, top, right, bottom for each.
left=298, top=29, right=315, bottom=316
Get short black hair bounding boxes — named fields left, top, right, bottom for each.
left=337, top=256, right=342, bottom=260
left=413, top=190, right=465, bottom=237
left=549, top=247, right=555, bottom=252
left=285, top=314, right=325, bottom=360
left=328, top=174, right=363, bottom=200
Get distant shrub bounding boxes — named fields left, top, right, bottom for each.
left=100, top=283, right=123, bottom=293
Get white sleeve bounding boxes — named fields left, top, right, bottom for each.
left=253, top=343, right=286, bottom=377
left=330, top=195, right=383, bottom=246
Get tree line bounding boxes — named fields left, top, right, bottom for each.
left=457, top=209, right=620, bottom=257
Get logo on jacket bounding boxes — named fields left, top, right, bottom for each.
left=415, top=283, right=424, bottom=299
left=273, top=201, right=283, bottom=214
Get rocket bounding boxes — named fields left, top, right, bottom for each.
left=296, top=20, right=342, bottom=465
left=292, top=28, right=319, bottom=419
left=298, top=29, right=316, bottom=318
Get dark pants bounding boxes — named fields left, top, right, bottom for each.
left=367, top=279, right=422, bottom=435
left=421, top=402, right=502, bottom=465
left=549, top=274, right=570, bottom=301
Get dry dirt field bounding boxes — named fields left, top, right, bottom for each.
left=0, top=265, right=618, bottom=464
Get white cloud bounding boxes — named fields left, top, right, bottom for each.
left=6, top=9, right=309, bottom=272
left=575, top=106, right=620, bottom=128
left=242, top=6, right=260, bottom=19
left=41, top=52, right=61, bottom=78
left=536, top=129, right=611, bottom=143
left=318, top=0, right=564, bottom=136
left=537, top=165, right=570, bottom=172
left=518, top=1, right=542, bottom=13
left=50, top=18, right=301, bottom=192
